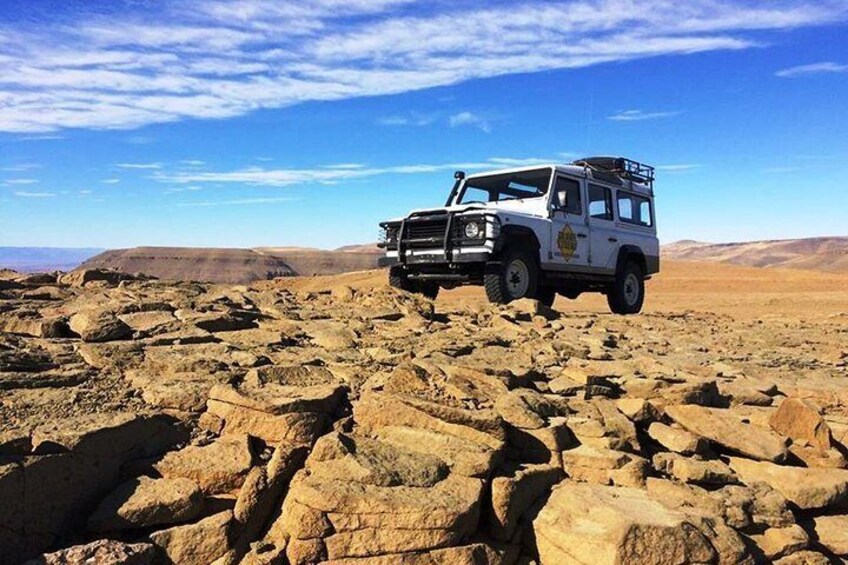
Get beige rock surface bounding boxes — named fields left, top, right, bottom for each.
left=533, top=482, right=716, bottom=565
left=4, top=260, right=848, bottom=563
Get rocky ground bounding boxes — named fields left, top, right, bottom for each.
left=1, top=264, right=848, bottom=564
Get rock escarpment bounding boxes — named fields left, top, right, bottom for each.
left=1, top=267, right=848, bottom=563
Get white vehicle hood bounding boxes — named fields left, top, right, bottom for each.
left=390, top=199, right=547, bottom=220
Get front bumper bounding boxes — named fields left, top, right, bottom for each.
left=382, top=246, right=492, bottom=267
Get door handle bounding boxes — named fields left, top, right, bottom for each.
left=608, top=237, right=618, bottom=243
left=577, top=233, right=588, bottom=239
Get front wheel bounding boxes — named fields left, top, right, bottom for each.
left=389, top=266, right=440, bottom=300
left=484, top=246, right=538, bottom=304
left=607, top=261, right=645, bottom=315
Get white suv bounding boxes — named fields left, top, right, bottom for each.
left=378, top=157, right=659, bottom=314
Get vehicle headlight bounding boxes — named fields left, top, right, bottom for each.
left=464, top=221, right=482, bottom=239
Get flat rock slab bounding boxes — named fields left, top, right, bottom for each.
left=533, top=482, right=716, bottom=565
left=88, top=476, right=204, bottom=531
left=277, top=432, right=484, bottom=564
left=155, top=435, right=253, bottom=495
left=729, top=457, right=848, bottom=510
left=665, top=404, right=788, bottom=462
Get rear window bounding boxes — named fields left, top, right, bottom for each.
left=617, top=192, right=653, bottom=227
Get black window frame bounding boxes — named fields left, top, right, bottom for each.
left=587, top=183, right=614, bottom=221
left=551, top=175, right=583, bottom=216
left=616, top=191, right=653, bottom=227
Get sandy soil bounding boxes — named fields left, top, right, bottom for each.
left=265, top=260, right=848, bottom=320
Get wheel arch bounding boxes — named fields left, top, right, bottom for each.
left=495, top=224, right=542, bottom=263
left=615, top=245, right=647, bottom=276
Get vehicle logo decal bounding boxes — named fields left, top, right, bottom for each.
left=557, top=225, right=577, bottom=260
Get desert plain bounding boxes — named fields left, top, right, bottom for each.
left=1, top=259, right=847, bottom=564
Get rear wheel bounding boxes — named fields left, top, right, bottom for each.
left=607, top=261, right=645, bottom=314
left=484, top=246, right=538, bottom=304
left=389, top=266, right=440, bottom=300
left=536, top=286, right=556, bottom=308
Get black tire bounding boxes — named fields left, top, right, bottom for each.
left=607, top=260, right=645, bottom=315
left=389, top=266, right=440, bottom=300
left=484, top=245, right=538, bottom=304
left=536, top=286, right=556, bottom=308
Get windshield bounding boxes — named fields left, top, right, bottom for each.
left=456, top=168, right=552, bottom=205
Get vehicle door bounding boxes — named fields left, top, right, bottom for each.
left=548, top=175, right=590, bottom=269
left=586, top=183, right=618, bottom=273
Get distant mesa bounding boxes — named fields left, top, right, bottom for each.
left=79, top=245, right=382, bottom=284
left=662, top=236, right=848, bottom=273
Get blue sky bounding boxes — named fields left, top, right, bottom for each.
left=1, top=0, right=847, bottom=249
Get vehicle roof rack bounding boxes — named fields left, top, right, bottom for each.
left=571, top=156, right=655, bottom=193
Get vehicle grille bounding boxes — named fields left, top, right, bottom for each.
left=403, top=217, right=448, bottom=249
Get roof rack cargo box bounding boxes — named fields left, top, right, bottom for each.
left=572, top=156, right=655, bottom=192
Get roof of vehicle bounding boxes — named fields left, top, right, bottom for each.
left=465, top=162, right=654, bottom=196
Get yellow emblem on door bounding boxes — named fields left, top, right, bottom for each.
left=557, top=225, right=577, bottom=260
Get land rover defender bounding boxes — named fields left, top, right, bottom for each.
left=378, top=157, right=659, bottom=314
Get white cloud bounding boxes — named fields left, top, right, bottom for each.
left=775, top=61, right=848, bottom=77
left=177, top=196, right=297, bottom=207
left=378, top=113, right=434, bottom=127
left=656, top=164, right=701, bottom=172
left=607, top=109, right=681, bottom=122
left=117, top=162, right=162, bottom=169
left=102, top=178, right=121, bottom=184
left=13, top=191, right=54, bottom=198
left=1, top=163, right=41, bottom=172
left=3, top=178, right=39, bottom=185
left=449, top=111, right=491, bottom=133
left=0, top=0, right=843, bottom=132
left=156, top=156, right=560, bottom=187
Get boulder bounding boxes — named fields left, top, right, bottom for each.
left=276, top=433, right=484, bottom=563
left=69, top=309, right=133, bottom=342
left=88, top=476, right=204, bottom=531
left=811, top=515, right=848, bottom=556
left=487, top=463, right=562, bottom=541
left=652, top=453, right=736, bottom=485
left=648, top=422, right=708, bottom=455
left=205, top=365, right=346, bottom=445
left=750, top=524, right=809, bottom=560
left=533, top=482, right=716, bottom=564
left=150, top=510, right=233, bottom=565
left=769, top=398, right=832, bottom=451
left=23, top=540, right=154, bottom=565
left=155, top=435, right=254, bottom=495
left=320, top=542, right=519, bottom=564
left=665, top=404, right=788, bottom=462
left=729, top=457, right=848, bottom=510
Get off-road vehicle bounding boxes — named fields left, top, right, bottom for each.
left=378, top=157, right=659, bottom=314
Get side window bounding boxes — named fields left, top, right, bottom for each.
left=588, top=184, right=613, bottom=220
left=617, top=193, right=653, bottom=227
left=553, top=177, right=582, bottom=215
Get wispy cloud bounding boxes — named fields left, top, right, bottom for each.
left=1, top=163, right=41, bottom=172
left=177, top=196, right=297, bottom=207
left=102, top=178, right=121, bottom=184
left=156, top=156, right=559, bottom=187
left=775, top=61, right=848, bottom=78
left=378, top=113, right=434, bottom=127
left=449, top=111, right=491, bottom=133
left=3, top=178, right=39, bottom=185
left=656, top=164, right=701, bottom=172
left=13, top=191, right=54, bottom=198
left=0, top=0, right=844, bottom=132
left=607, top=109, right=681, bottom=122
left=116, top=162, right=162, bottom=170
